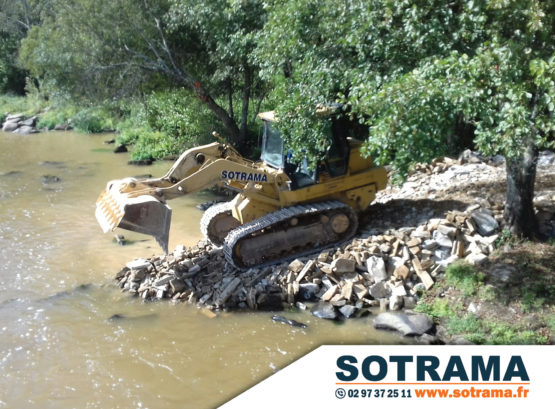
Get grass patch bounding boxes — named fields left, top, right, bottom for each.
left=445, top=261, right=485, bottom=296
left=416, top=242, right=554, bottom=345
left=414, top=298, right=457, bottom=319
left=446, top=314, right=547, bottom=344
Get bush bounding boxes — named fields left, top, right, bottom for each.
left=71, top=109, right=105, bottom=133
left=37, top=106, right=76, bottom=129
left=145, top=90, right=222, bottom=144
left=113, top=90, right=223, bottom=160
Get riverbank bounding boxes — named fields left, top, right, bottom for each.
left=0, top=92, right=247, bottom=163
left=115, top=150, right=555, bottom=344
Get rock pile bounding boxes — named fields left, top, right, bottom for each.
left=1, top=113, right=40, bottom=134
left=116, top=204, right=504, bottom=319
left=115, top=150, right=554, bottom=322
left=1, top=112, right=72, bottom=134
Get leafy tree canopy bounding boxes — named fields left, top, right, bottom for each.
left=19, top=0, right=267, bottom=148
left=257, top=0, right=554, bottom=175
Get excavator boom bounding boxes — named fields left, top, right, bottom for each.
left=95, top=141, right=268, bottom=253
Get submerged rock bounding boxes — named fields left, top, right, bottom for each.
left=114, top=144, right=128, bottom=153
left=41, top=175, right=61, bottom=184
left=271, top=315, right=307, bottom=328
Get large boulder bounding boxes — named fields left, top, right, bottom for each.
left=19, top=116, right=37, bottom=127
left=2, top=121, right=19, bottom=132
left=13, top=125, right=38, bottom=135
left=373, top=312, right=434, bottom=336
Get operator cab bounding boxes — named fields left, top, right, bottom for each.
left=258, top=110, right=367, bottom=190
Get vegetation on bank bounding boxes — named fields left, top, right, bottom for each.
left=0, top=91, right=256, bottom=161
left=415, top=238, right=555, bottom=345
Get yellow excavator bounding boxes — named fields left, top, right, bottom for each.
left=95, top=107, right=388, bottom=269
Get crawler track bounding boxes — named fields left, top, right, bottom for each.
left=223, top=201, right=358, bottom=269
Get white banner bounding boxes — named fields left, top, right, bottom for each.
left=221, top=345, right=554, bottom=409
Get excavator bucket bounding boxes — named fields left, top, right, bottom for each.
left=95, top=183, right=172, bottom=253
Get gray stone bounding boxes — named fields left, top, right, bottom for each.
left=433, top=247, right=451, bottom=262
left=288, top=259, right=305, bottom=274
left=6, top=113, right=23, bottom=121
left=331, top=257, right=356, bottom=273
left=369, top=281, right=391, bottom=299
left=416, top=333, right=439, bottom=345
left=298, top=283, right=320, bottom=300
left=538, top=151, right=555, bottom=166
left=256, top=293, right=283, bottom=311
left=366, top=256, right=388, bottom=282
left=311, top=302, right=338, bottom=320
left=54, top=123, right=70, bottom=131
left=216, top=277, right=241, bottom=306
left=13, top=125, right=37, bottom=134
left=41, top=174, right=61, bottom=184
left=465, top=252, right=487, bottom=266
left=373, top=312, right=434, bottom=336
left=433, top=231, right=453, bottom=248
left=389, top=295, right=404, bottom=311
left=339, top=304, right=357, bottom=318
left=422, top=239, right=439, bottom=250
left=2, top=121, right=19, bottom=132
left=20, top=116, right=37, bottom=127
left=169, top=278, right=186, bottom=293
left=126, top=258, right=151, bottom=271
left=130, top=269, right=146, bottom=282
left=154, top=275, right=173, bottom=287
left=403, top=296, right=417, bottom=309
left=471, top=210, right=499, bottom=236
left=437, top=224, right=457, bottom=238
left=391, top=283, right=407, bottom=297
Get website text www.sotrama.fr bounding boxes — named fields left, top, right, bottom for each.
left=415, top=386, right=529, bottom=398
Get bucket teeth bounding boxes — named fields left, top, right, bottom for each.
left=95, top=188, right=126, bottom=232
left=95, top=184, right=172, bottom=253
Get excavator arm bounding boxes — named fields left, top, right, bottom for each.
left=95, top=142, right=270, bottom=253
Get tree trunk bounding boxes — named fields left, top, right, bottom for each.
left=504, top=140, right=539, bottom=238
left=188, top=80, right=243, bottom=151
left=203, top=93, right=243, bottom=149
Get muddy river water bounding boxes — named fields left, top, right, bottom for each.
left=0, top=131, right=403, bottom=408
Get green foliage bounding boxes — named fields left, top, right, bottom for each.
left=447, top=314, right=484, bottom=338
left=414, top=299, right=456, bottom=320
left=445, top=261, right=485, bottom=296
left=520, top=279, right=555, bottom=312
left=18, top=0, right=267, bottom=148
left=0, top=93, right=40, bottom=116
left=36, top=106, right=74, bottom=129
left=256, top=0, right=554, bottom=178
left=72, top=110, right=102, bottom=133
left=0, top=34, right=26, bottom=94
left=447, top=314, right=547, bottom=344
left=144, top=90, right=222, bottom=143
left=112, top=91, right=221, bottom=160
